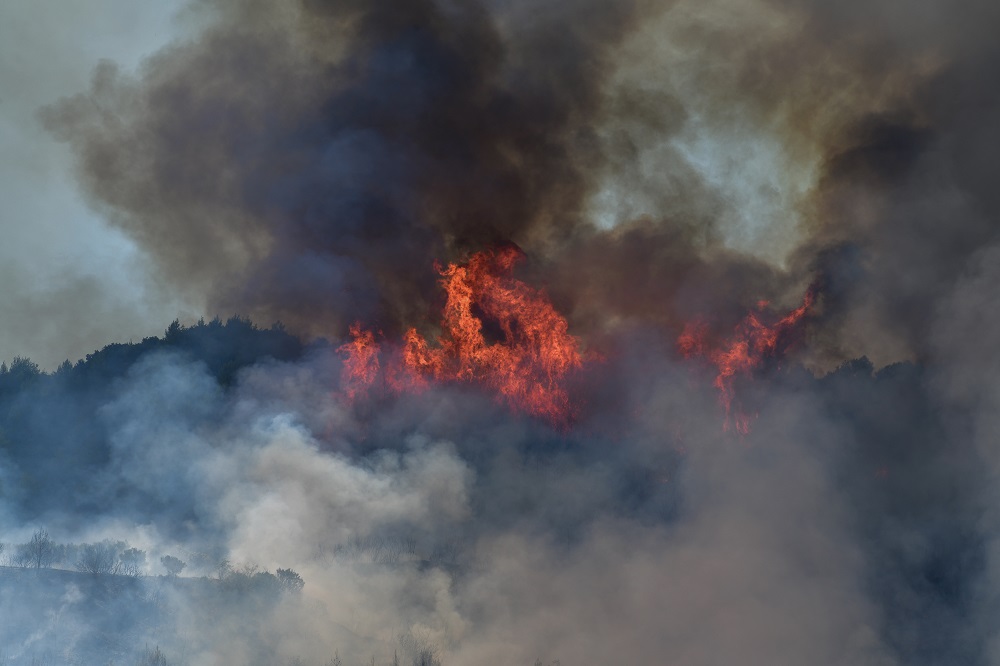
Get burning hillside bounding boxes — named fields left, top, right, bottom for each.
left=340, top=246, right=586, bottom=425
left=1, top=0, right=998, bottom=664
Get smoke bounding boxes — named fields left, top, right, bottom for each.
left=2, top=0, right=998, bottom=663
left=0, top=336, right=898, bottom=663
left=39, top=0, right=643, bottom=339
left=36, top=0, right=1000, bottom=356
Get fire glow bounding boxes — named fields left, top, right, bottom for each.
left=678, top=288, right=816, bottom=434
left=339, top=246, right=585, bottom=424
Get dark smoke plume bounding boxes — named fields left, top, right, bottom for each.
left=42, top=0, right=642, bottom=339
left=43, top=0, right=1000, bottom=368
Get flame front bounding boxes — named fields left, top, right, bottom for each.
left=679, top=288, right=816, bottom=434
left=340, top=247, right=584, bottom=424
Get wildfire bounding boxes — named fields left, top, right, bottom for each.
left=339, top=247, right=584, bottom=424
left=679, top=287, right=816, bottom=434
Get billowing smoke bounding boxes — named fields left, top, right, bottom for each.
left=39, top=0, right=641, bottom=338
left=2, top=0, right=999, bottom=663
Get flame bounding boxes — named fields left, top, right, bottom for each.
left=339, top=247, right=584, bottom=424
left=339, top=324, right=380, bottom=401
left=679, top=287, right=816, bottom=434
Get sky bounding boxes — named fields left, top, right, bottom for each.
left=0, top=0, right=194, bottom=369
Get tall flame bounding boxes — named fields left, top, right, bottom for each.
left=679, top=288, right=816, bottom=434
left=339, top=247, right=585, bottom=424
left=340, top=324, right=380, bottom=402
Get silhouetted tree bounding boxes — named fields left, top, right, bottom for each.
left=215, top=558, right=232, bottom=580
left=136, top=645, right=168, bottom=666
left=164, top=320, right=183, bottom=343
left=7, top=357, right=41, bottom=382
left=120, top=547, right=146, bottom=577
left=160, top=555, right=186, bottom=576
left=20, top=529, right=57, bottom=569
left=76, top=540, right=123, bottom=575
left=399, top=634, right=441, bottom=666
left=276, top=568, right=304, bottom=593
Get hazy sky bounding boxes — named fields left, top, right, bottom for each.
left=0, top=1, right=194, bottom=369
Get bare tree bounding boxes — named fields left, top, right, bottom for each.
left=136, top=645, right=168, bottom=666
left=335, top=535, right=417, bottom=565
left=120, top=547, right=146, bottom=578
left=399, top=633, right=441, bottom=666
left=20, top=529, right=57, bottom=569
left=76, top=540, right=121, bottom=575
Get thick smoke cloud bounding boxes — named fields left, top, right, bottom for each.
left=41, top=0, right=642, bottom=338
left=0, top=328, right=909, bottom=664
left=37, top=0, right=1000, bottom=360
left=3, top=0, right=999, bottom=663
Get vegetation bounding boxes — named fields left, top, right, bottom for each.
left=0, top=317, right=305, bottom=524
left=160, top=555, right=186, bottom=576
left=18, top=529, right=57, bottom=569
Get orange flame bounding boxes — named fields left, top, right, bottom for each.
left=679, top=288, right=816, bottom=434
left=339, top=247, right=584, bottom=424
left=339, top=324, right=380, bottom=401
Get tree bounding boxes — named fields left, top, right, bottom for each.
left=136, top=645, right=168, bottom=666
left=7, top=357, right=41, bottom=384
left=215, top=558, right=232, bottom=580
left=160, top=555, right=186, bottom=577
left=276, top=568, right=304, bottom=593
left=20, top=529, right=57, bottom=569
left=399, top=633, right=441, bottom=666
left=164, top=320, right=183, bottom=343
left=76, top=540, right=122, bottom=575
left=120, top=547, right=146, bottom=577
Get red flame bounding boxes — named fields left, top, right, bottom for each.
left=679, top=288, right=816, bottom=434
left=339, top=247, right=584, bottom=424
left=339, top=324, right=380, bottom=401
